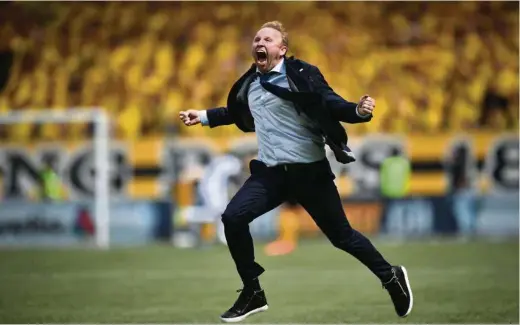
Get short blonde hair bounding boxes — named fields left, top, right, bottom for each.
left=261, top=21, right=289, bottom=48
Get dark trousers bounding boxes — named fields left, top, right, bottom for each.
left=221, top=158, right=393, bottom=284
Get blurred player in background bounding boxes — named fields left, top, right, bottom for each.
left=263, top=198, right=300, bottom=256
left=180, top=21, right=413, bottom=322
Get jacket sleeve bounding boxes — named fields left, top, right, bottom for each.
left=310, top=66, right=372, bottom=124
left=205, top=107, right=235, bottom=128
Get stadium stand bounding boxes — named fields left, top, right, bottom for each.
left=0, top=1, right=517, bottom=141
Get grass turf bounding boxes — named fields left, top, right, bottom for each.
left=0, top=238, right=518, bottom=323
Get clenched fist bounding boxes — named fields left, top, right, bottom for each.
left=357, top=95, right=376, bottom=116
left=179, top=110, right=201, bottom=126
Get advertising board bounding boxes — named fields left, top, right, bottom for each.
left=0, top=200, right=169, bottom=246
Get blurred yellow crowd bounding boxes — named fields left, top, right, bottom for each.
left=0, top=1, right=517, bottom=142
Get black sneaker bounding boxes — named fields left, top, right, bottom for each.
left=220, top=288, right=268, bottom=323
left=383, top=265, right=413, bottom=317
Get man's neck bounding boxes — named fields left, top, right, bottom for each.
left=257, top=57, right=285, bottom=74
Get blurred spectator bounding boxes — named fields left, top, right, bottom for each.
left=479, top=85, right=514, bottom=129
left=448, top=144, right=478, bottom=238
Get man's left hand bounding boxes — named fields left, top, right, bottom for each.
left=357, top=95, right=375, bottom=116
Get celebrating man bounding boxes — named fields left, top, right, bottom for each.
left=180, top=21, right=413, bottom=323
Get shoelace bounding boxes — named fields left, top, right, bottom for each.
left=383, top=275, right=408, bottom=298
left=382, top=274, right=398, bottom=289
left=382, top=268, right=396, bottom=288
left=231, top=288, right=252, bottom=312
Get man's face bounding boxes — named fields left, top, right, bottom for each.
left=251, top=27, right=287, bottom=73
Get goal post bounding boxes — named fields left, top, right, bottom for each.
left=0, top=108, right=111, bottom=249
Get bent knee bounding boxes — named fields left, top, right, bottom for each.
left=221, top=210, right=248, bottom=228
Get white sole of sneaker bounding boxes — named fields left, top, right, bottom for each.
left=401, top=266, right=413, bottom=317
left=220, top=305, right=269, bottom=323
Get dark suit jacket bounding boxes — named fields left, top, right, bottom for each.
left=204, top=56, right=372, bottom=164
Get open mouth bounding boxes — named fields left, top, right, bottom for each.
left=256, top=50, right=267, bottom=63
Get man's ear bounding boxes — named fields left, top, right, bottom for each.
left=280, top=46, right=288, bottom=57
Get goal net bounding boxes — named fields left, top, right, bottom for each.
left=0, top=108, right=110, bottom=249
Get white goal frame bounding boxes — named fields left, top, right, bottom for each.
left=0, top=108, right=111, bottom=249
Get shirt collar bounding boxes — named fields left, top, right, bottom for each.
left=256, top=57, right=285, bottom=75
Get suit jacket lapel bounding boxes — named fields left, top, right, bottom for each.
left=287, top=75, right=299, bottom=92
left=236, top=65, right=258, bottom=104
left=285, top=58, right=313, bottom=93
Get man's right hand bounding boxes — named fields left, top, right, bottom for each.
left=179, top=110, right=201, bottom=126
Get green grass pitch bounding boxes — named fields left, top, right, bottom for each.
left=0, top=238, right=518, bottom=323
